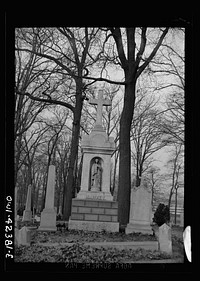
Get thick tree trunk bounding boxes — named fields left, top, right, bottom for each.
left=62, top=81, right=83, bottom=221
left=77, top=154, right=83, bottom=194
left=112, top=150, right=119, bottom=195
left=118, top=81, right=136, bottom=226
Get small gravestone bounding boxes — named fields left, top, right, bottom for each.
left=159, top=223, right=172, bottom=255
left=22, top=185, right=32, bottom=222
left=15, top=226, right=31, bottom=246
left=126, top=178, right=153, bottom=234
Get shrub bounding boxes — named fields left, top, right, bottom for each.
left=153, top=203, right=170, bottom=227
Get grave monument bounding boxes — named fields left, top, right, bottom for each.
left=69, top=89, right=119, bottom=232
left=38, top=165, right=57, bottom=231
left=22, top=184, right=32, bottom=222
left=126, top=177, right=153, bottom=234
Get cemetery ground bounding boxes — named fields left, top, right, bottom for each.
left=15, top=221, right=184, bottom=264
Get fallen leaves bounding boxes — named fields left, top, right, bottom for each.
left=32, top=229, right=157, bottom=244
left=15, top=243, right=171, bottom=263
left=15, top=226, right=183, bottom=263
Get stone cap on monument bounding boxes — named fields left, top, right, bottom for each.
left=82, top=130, right=115, bottom=150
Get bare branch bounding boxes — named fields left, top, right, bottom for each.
left=15, top=47, right=74, bottom=76
left=136, top=28, right=169, bottom=78
left=16, top=91, right=75, bottom=113
left=109, top=28, right=127, bottom=70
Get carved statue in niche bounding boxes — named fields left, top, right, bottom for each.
left=90, top=158, right=102, bottom=191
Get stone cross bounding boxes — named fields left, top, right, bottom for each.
left=89, top=90, right=111, bottom=127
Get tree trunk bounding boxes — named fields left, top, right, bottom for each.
left=118, top=81, right=136, bottom=226
left=174, top=186, right=178, bottom=225
left=112, top=150, right=119, bottom=195
left=56, top=165, right=62, bottom=214
left=62, top=81, right=83, bottom=221
left=168, top=187, right=174, bottom=210
left=77, top=154, right=83, bottom=194
left=40, top=172, right=47, bottom=212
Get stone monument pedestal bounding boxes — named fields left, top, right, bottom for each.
left=77, top=190, right=113, bottom=201
left=68, top=198, right=119, bottom=232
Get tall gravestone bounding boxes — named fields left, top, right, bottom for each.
left=38, top=165, right=57, bottom=231
left=22, top=184, right=32, bottom=222
left=126, top=178, right=153, bottom=234
left=69, top=89, right=119, bottom=232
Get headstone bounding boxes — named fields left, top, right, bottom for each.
left=159, top=223, right=172, bottom=255
left=69, top=89, right=119, bottom=232
left=22, top=185, right=32, bottom=222
left=38, top=165, right=57, bottom=231
left=126, top=178, right=153, bottom=234
left=15, top=226, right=31, bottom=246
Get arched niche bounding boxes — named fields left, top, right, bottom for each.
left=89, top=157, right=103, bottom=191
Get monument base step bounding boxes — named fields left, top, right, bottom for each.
left=77, top=190, right=113, bottom=201
left=37, top=227, right=57, bottom=232
left=125, top=222, right=153, bottom=235
left=68, top=219, right=119, bottom=233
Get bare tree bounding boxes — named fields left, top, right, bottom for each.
left=166, top=144, right=184, bottom=210
left=131, top=92, right=168, bottom=187
left=15, top=27, right=184, bottom=225
left=15, top=29, right=51, bottom=185
left=15, top=27, right=105, bottom=220
left=145, top=166, right=162, bottom=207
left=150, top=29, right=185, bottom=145
left=105, top=28, right=169, bottom=225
